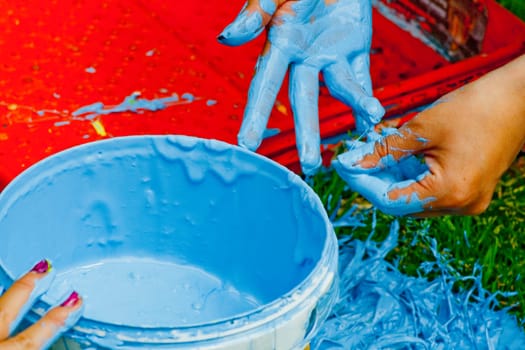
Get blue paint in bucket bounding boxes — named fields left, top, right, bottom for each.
left=0, top=136, right=338, bottom=349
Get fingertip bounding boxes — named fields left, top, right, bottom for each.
left=218, top=10, right=265, bottom=46
left=334, top=142, right=377, bottom=173
left=61, top=294, right=84, bottom=327
left=30, top=259, right=52, bottom=274
left=363, top=98, right=385, bottom=124
left=60, top=291, right=81, bottom=308
left=24, top=293, right=84, bottom=350
left=17, top=260, right=56, bottom=304
left=300, top=154, right=322, bottom=176
left=50, top=291, right=84, bottom=333
left=238, top=132, right=261, bottom=151
left=334, top=153, right=361, bottom=173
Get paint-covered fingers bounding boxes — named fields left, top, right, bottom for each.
left=388, top=168, right=496, bottom=217
left=0, top=292, right=83, bottom=350
left=0, top=260, right=84, bottom=349
left=238, top=45, right=289, bottom=151
left=290, top=64, right=322, bottom=175
left=218, top=0, right=281, bottom=46
left=333, top=127, right=437, bottom=216
left=335, top=127, right=427, bottom=173
left=323, top=63, right=384, bottom=131
left=334, top=134, right=492, bottom=216
left=0, top=260, right=55, bottom=340
left=333, top=158, right=436, bottom=216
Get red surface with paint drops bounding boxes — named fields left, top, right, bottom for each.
left=0, top=0, right=524, bottom=189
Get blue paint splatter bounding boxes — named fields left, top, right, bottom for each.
left=54, top=121, right=71, bottom=127
left=181, top=93, right=195, bottom=102
left=85, top=67, right=96, bottom=74
left=72, top=102, right=104, bottom=118
left=72, top=93, right=182, bottom=120
left=206, top=99, right=217, bottom=106
left=312, top=218, right=525, bottom=349
left=331, top=205, right=366, bottom=228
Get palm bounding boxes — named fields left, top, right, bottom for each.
left=220, top=0, right=384, bottom=175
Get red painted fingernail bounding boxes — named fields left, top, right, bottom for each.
left=31, top=259, right=51, bottom=274
left=61, top=291, right=80, bottom=307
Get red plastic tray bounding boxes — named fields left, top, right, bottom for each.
left=0, top=0, right=524, bottom=188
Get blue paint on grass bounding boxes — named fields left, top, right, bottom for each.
left=313, top=216, right=525, bottom=349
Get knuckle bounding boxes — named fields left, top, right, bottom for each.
left=376, top=133, right=407, bottom=163
left=0, top=308, right=9, bottom=336
left=44, top=307, right=68, bottom=327
left=448, top=189, right=471, bottom=208
left=12, top=276, right=36, bottom=294
left=0, top=308, right=7, bottom=323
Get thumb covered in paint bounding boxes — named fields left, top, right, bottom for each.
left=333, top=128, right=436, bottom=216
left=218, top=0, right=279, bottom=46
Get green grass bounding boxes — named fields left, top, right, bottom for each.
left=310, top=154, right=525, bottom=324
left=498, top=0, right=525, bottom=21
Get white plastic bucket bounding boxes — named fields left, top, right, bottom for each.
left=0, top=136, right=338, bottom=349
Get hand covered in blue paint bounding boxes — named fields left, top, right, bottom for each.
left=0, top=260, right=83, bottom=350
left=333, top=54, right=525, bottom=216
left=219, top=0, right=385, bottom=175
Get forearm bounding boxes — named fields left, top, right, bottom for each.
left=409, top=54, right=525, bottom=176
left=462, top=54, right=525, bottom=167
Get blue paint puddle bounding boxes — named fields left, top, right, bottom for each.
left=48, top=258, right=261, bottom=327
